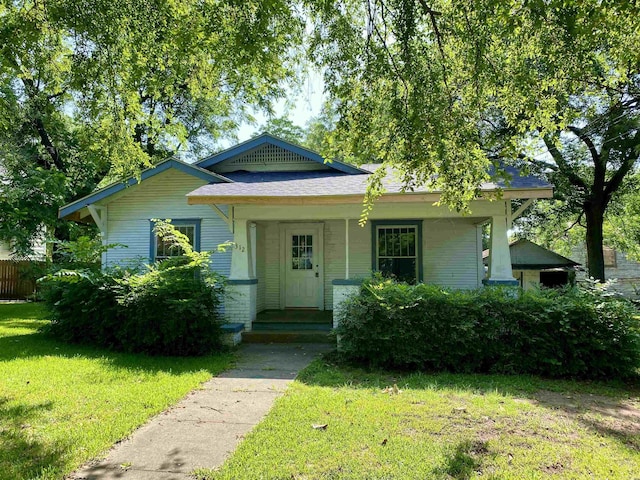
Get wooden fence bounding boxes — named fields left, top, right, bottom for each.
left=0, top=260, right=41, bottom=299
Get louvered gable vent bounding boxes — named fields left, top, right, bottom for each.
left=214, top=144, right=331, bottom=173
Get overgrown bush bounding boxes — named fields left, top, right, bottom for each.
left=40, top=221, right=226, bottom=356
left=336, top=277, right=640, bottom=379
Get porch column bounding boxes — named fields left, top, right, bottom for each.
left=225, top=219, right=257, bottom=331
left=345, top=218, right=350, bottom=279
left=483, top=215, right=518, bottom=286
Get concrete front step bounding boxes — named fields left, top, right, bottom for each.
left=252, top=322, right=332, bottom=332
left=242, top=330, right=334, bottom=344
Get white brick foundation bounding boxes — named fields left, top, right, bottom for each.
left=225, top=281, right=257, bottom=331
left=332, top=282, right=361, bottom=329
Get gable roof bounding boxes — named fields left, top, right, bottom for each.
left=59, top=158, right=230, bottom=219
left=483, top=239, right=580, bottom=270
left=196, top=133, right=369, bottom=175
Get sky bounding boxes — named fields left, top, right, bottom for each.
left=233, top=69, right=326, bottom=143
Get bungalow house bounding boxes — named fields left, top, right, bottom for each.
left=59, top=134, right=553, bottom=335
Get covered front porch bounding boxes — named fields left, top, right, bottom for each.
left=201, top=199, right=526, bottom=335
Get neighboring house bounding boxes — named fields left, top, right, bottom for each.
left=483, top=239, right=579, bottom=290
left=59, top=134, right=553, bottom=330
left=0, top=237, right=47, bottom=261
left=570, top=246, right=640, bottom=300
left=0, top=165, right=47, bottom=261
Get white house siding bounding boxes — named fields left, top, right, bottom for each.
left=423, top=218, right=482, bottom=289
left=605, top=251, right=640, bottom=299
left=255, top=223, right=266, bottom=313
left=257, top=217, right=481, bottom=311
left=323, top=219, right=372, bottom=309
left=0, top=233, right=47, bottom=261
left=263, top=222, right=281, bottom=310
left=512, top=269, right=540, bottom=290
left=0, top=241, right=12, bottom=260
left=572, top=248, right=640, bottom=300
left=103, top=169, right=232, bottom=275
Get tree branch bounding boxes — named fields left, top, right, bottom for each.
left=542, top=134, right=588, bottom=190
left=417, top=0, right=450, bottom=100
left=567, top=125, right=601, bottom=166
left=604, top=129, right=640, bottom=199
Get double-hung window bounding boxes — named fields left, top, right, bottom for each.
left=372, top=221, right=422, bottom=284
left=149, top=219, right=201, bottom=262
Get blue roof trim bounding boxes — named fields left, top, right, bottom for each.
left=196, top=133, right=369, bottom=175
left=59, top=159, right=231, bottom=219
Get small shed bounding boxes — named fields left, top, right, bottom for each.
left=483, top=239, right=580, bottom=290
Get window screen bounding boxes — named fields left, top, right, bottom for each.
left=155, top=225, right=195, bottom=260
left=376, top=226, right=418, bottom=284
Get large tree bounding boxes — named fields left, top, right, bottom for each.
left=307, top=0, right=640, bottom=280
left=0, top=0, right=301, bottom=256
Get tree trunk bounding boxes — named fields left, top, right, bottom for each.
left=584, top=203, right=606, bottom=281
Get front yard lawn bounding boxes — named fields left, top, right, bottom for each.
left=203, top=355, right=640, bottom=479
left=0, top=303, right=233, bottom=480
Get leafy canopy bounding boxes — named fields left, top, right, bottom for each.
left=308, top=0, right=640, bottom=211
left=0, top=0, right=302, bottom=255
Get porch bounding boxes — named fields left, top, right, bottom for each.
left=209, top=200, right=529, bottom=337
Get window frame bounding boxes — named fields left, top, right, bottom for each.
left=603, top=246, right=617, bottom=268
left=370, top=220, right=423, bottom=283
left=149, top=219, right=201, bottom=262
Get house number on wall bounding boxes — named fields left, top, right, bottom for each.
left=231, top=242, right=246, bottom=253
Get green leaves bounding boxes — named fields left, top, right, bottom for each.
left=337, top=277, right=640, bottom=378
left=308, top=0, right=640, bottom=214
left=1, top=0, right=304, bottom=256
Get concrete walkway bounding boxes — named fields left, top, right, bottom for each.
left=73, top=343, right=332, bottom=480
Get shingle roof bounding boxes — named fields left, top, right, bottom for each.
left=188, top=164, right=552, bottom=199
left=483, top=239, right=580, bottom=270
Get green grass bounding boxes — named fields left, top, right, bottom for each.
left=202, top=356, right=640, bottom=480
left=0, top=303, right=233, bottom=480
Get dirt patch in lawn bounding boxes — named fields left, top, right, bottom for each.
left=531, top=390, right=640, bottom=449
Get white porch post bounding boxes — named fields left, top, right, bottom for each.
left=230, top=219, right=254, bottom=279
left=333, top=218, right=360, bottom=335
left=483, top=214, right=518, bottom=286
left=345, top=218, right=350, bottom=279
left=226, top=219, right=257, bottom=330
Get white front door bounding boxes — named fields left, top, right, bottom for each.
left=283, top=225, right=323, bottom=308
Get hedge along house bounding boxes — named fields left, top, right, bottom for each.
left=59, top=134, right=553, bottom=335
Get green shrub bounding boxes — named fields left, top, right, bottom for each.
left=336, top=278, right=640, bottom=379
left=113, top=263, right=225, bottom=355
left=39, top=270, right=122, bottom=347
left=40, top=221, right=227, bottom=356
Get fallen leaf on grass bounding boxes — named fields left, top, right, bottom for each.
left=382, top=384, right=402, bottom=395
left=312, top=424, right=328, bottom=430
